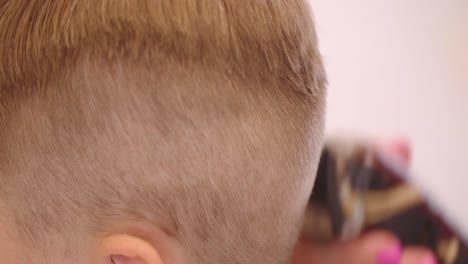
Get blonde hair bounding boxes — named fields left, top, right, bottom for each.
left=0, top=1, right=326, bottom=263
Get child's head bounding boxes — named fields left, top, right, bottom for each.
left=0, top=1, right=326, bottom=263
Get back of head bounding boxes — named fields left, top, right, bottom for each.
left=0, top=1, right=326, bottom=263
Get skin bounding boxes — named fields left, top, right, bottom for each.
left=291, top=139, right=438, bottom=264
left=0, top=139, right=436, bottom=264
left=1, top=1, right=322, bottom=263
left=0, top=3, right=434, bottom=263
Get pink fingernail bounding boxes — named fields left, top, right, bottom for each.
left=375, top=138, right=411, bottom=165
left=419, top=255, right=438, bottom=264
left=377, top=243, right=402, bottom=264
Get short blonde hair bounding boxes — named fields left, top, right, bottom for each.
left=0, top=0, right=326, bottom=263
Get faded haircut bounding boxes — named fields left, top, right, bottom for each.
left=0, top=1, right=326, bottom=263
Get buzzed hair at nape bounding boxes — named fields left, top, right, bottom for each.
left=0, top=1, right=326, bottom=263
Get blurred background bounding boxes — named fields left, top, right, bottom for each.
left=310, top=0, right=468, bottom=238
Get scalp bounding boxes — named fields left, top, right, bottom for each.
left=0, top=1, right=326, bottom=263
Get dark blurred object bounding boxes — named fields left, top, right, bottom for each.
left=303, top=138, right=468, bottom=264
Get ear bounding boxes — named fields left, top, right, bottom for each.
left=97, top=234, right=163, bottom=264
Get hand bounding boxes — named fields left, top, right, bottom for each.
left=291, top=138, right=438, bottom=264
left=293, top=231, right=436, bottom=264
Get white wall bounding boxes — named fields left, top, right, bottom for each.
left=310, top=0, right=468, bottom=238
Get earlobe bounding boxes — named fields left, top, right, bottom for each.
left=98, top=234, right=163, bottom=264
